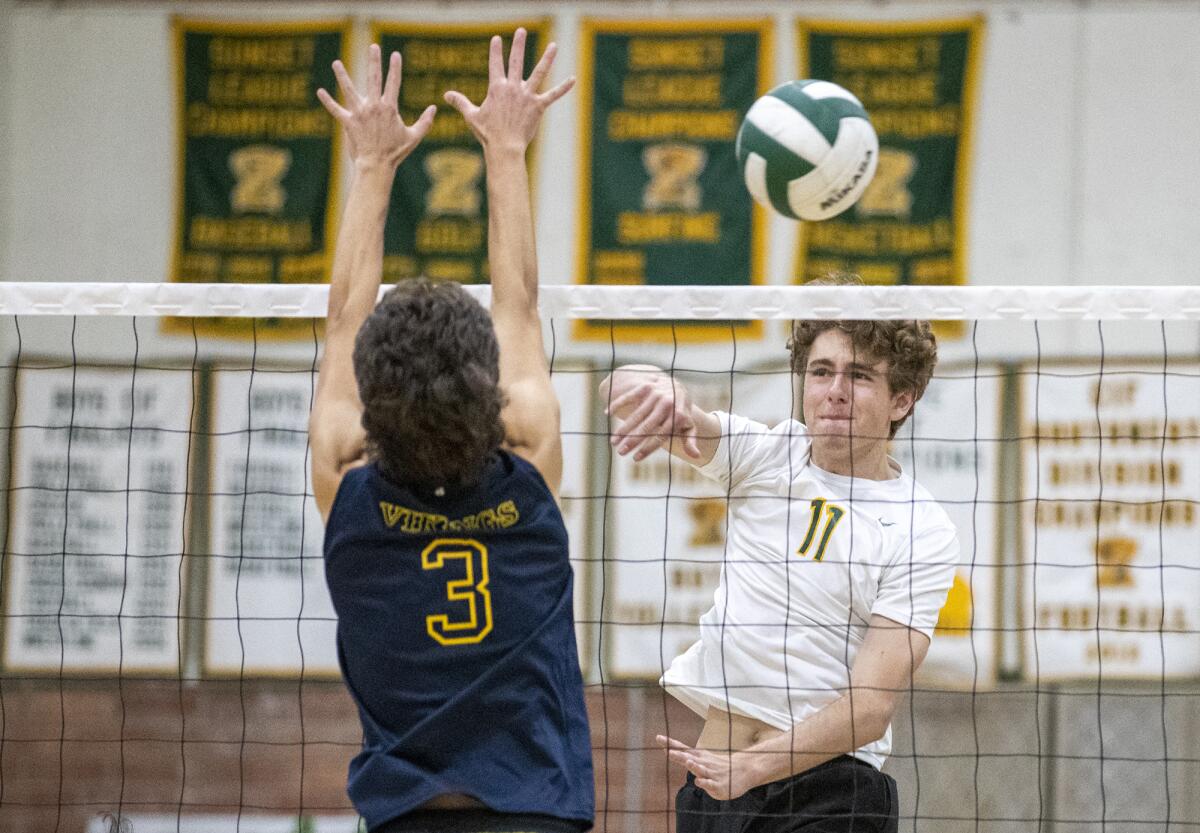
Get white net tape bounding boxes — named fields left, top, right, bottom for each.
left=2, top=282, right=1200, bottom=320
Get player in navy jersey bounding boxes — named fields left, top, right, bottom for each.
left=308, top=33, right=591, bottom=833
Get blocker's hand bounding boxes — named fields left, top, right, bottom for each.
left=443, top=28, right=575, bottom=153
left=659, top=735, right=760, bottom=800
left=600, top=366, right=703, bottom=461
left=317, top=43, right=436, bottom=169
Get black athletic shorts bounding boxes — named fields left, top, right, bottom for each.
left=676, top=755, right=898, bottom=833
left=374, top=809, right=589, bottom=833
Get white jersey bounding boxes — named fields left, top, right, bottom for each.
left=661, top=411, right=958, bottom=770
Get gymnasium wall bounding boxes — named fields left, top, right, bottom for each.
left=1, top=3, right=1200, bottom=833
left=2, top=1, right=1200, bottom=295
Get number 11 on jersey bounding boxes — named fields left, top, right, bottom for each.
left=797, top=498, right=845, bottom=562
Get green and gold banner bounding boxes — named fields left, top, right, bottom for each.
left=372, top=21, right=549, bottom=285
left=795, top=18, right=983, bottom=322
left=170, top=18, right=350, bottom=337
left=577, top=19, right=772, bottom=342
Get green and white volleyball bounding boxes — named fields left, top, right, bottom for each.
left=736, top=80, right=879, bottom=221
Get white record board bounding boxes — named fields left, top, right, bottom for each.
left=3, top=365, right=194, bottom=673
left=896, top=364, right=1003, bottom=690
left=601, top=367, right=790, bottom=680
left=1020, top=361, right=1200, bottom=680
left=204, top=368, right=337, bottom=676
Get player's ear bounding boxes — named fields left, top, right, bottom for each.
left=889, top=387, right=915, bottom=423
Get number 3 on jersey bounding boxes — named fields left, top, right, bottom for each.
left=421, top=538, right=493, bottom=646
left=797, top=498, right=845, bottom=562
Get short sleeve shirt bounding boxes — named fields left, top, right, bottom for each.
left=661, top=411, right=958, bottom=769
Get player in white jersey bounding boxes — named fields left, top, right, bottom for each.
left=601, top=276, right=958, bottom=833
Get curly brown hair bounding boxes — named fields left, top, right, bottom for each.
left=788, top=273, right=938, bottom=438
left=353, top=279, right=505, bottom=493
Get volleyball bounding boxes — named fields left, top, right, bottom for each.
left=736, top=80, right=879, bottom=221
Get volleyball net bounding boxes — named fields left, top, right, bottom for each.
left=1, top=282, right=1198, bottom=833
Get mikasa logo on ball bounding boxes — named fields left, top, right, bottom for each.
left=820, top=149, right=875, bottom=212
left=736, top=79, right=879, bottom=221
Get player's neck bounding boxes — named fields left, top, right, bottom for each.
left=810, top=441, right=894, bottom=481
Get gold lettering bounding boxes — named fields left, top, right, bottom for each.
left=1034, top=419, right=1199, bottom=446
left=835, top=72, right=939, bottom=106
left=856, top=148, right=917, bottom=219
left=376, top=500, right=522, bottom=533
left=229, top=145, right=292, bottom=214
left=627, top=38, right=725, bottom=70
left=383, top=255, right=420, bottom=280
left=186, top=103, right=329, bottom=139
left=617, top=211, right=720, bottom=244
left=688, top=499, right=726, bottom=547
left=415, top=218, right=484, bottom=254
left=867, top=106, right=960, bottom=140
left=424, top=149, right=484, bottom=217
left=208, top=71, right=311, bottom=106
left=623, top=73, right=723, bottom=106
left=855, top=262, right=902, bottom=284
left=208, top=37, right=316, bottom=71
left=833, top=40, right=922, bottom=71
left=1095, top=537, right=1137, bottom=587
left=807, top=219, right=954, bottom=256
left=179, top=252, right=220, bottom=280
left=189, top=217, right=312, bottom=251
left=224, top=255, right=272, bottom=281
left=1034, top=499, right=1198, bottom=529
left=380, top=501, right=406, bottom=528
left=909, top=257, right=955, bottom=284
left=607, top=110, right=738, bottom=141
left=425, top=259, right=476, bottom=282
left=402, top=75, right=489, bottom=110
left=405, top=41, right=490, bottom=72
left=642, top=143, right=707, bottom=211
left=593, top=250, right=646, bottom=285
left=279, top=253, right=327, bottom=283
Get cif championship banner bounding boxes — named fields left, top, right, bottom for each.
left=170, top=19, right=350, bottom=337
left=1019, top=362, right=1200, bottom=680
left=795, top=18, right=982, bottom=320
left=372, top=21, right=549, bottom=285
left=577, top=19, right=771, bottom=342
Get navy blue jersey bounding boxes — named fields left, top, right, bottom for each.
left=323, top=450, right=594, bottom=831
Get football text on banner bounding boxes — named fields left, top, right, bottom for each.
left=795, top=17, right=983, bottom=337
left=371, top=21, right=549, bottom=286
left=170, top=19, right=350, bottom=338
left=576, top=19, right=772, bottom=342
